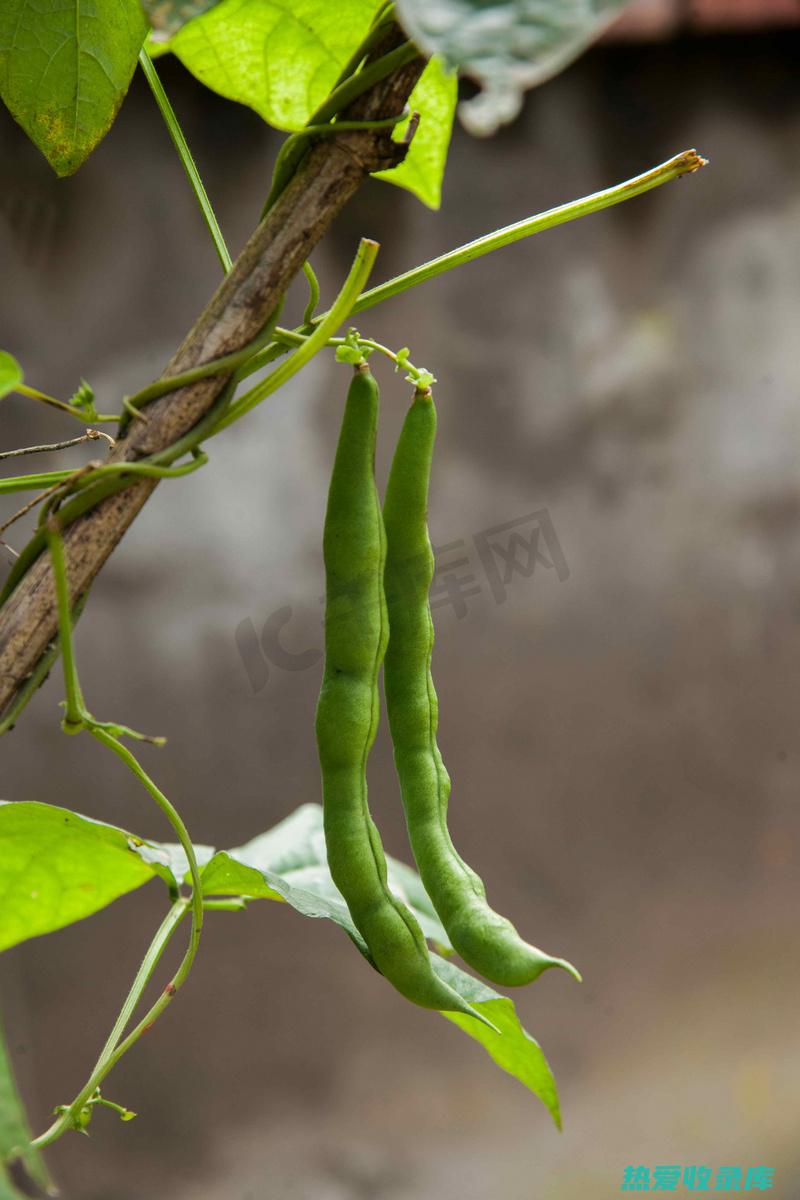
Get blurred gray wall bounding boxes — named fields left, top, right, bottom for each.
left=1, top=27, right=799, bottom=1200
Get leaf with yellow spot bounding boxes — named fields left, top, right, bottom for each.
left=0, top=0, right=147, bottom=176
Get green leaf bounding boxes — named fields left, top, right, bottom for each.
left=0, top=0, right=148, bottom=176
left=0, top=1014, right=52, bottom=1198
left=198, top=803, right=453, bottom=950
left=164, top=0, right=379, bottom=131
left=197, top=804, right=560, bottom=1118
left=140, top=0, right=225, bottom=37
left=373, top=55, right=456, bottom=210
left=432, top=955, right=561, bottom=1126
left=0, top=353, right=22, bottom=402
left=394, top=0, right=630, bottom=136
left=133, top=840, right=217, bottom=890
left=68, top=379, right=95, bottom=415
left=0, top=802, right=158, bottom=952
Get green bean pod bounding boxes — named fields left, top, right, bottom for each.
left=383, top=387, right=580, bottom=987
left=316, top=366, right=490, bottom=1024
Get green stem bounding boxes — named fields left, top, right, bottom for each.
left=44, top=525, right=83, bottom=724
left=122, top=338, right=264, bottom=422
left=0, top=593, right=88, bottom=736
left=13, top=384, right=117, bottom=424
left=27, top=525, right=206, bottom=1150
left=311, top=41, right=417, bottom=128
left=352, top=149, right=708, bottom=316
left=0, top=465, right=92, bottom=538
left=79, top=450, right=207, bottom=488
left=90, top=1097, right=136, bottom=1120
left=0, top=470, right=73, bottom=494
left=0, top=451, right=213, bottom=608
left=118, top=303, right=282, bottom=436
left=262, top=39, right=417, bottom=214
left=302, top=261, right=321, bottom=325
left=212, top=238, right=379, bottom=433
left=272, top=329, right=383, bottom=363
left=138, top=49, right=232, bottom=274
left=239, top=149, right=707, bottom=384
left=331, top=5, right=397, bottom=90
left=31, top=898, right=189, bottom=1150
left=91, top=898, right=189, bottom=1081
left=272, top=327, right=429, bottom=383
left=0, top=453, right=206, bottom=589
left=45, top=517, right=203, bottom=900
left=35, top=451, right=209, bottom=530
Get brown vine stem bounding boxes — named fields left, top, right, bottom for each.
left=0, top=430, right=112, bottom=460
left=0, top=28, right=423, bottom=718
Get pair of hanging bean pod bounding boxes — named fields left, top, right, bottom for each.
left=316, top=365, right=579, bottom=1023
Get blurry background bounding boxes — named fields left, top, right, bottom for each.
left=1, top=1, right=799, bottom=1196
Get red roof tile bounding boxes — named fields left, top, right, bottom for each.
left=610, top=0, right=800, bottom=38
left=691, top=0, right=800, bottom=25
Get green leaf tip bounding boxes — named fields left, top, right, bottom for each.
left=0, top=1017, right=53, bottom=1197
left=0, top=353, right=23, bottom=402
left=0, top=0, right=147, bottom=175
left=432, top=957, right=562, bottom=1128
left=373, top=56, right=457, bottom=209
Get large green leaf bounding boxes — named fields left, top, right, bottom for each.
left=164, top=0, right=378, bottom=131
left=0, top=802, right=158, bottom=952
left=374, top=55, right=456, bottom=210
left=0, top=1016, right=52, bottom=1198
left=394, top=0, right=630, bottom=135
left=0, top=0, right=147, bottom=176
left=0, top=354, right=22, bottom=403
